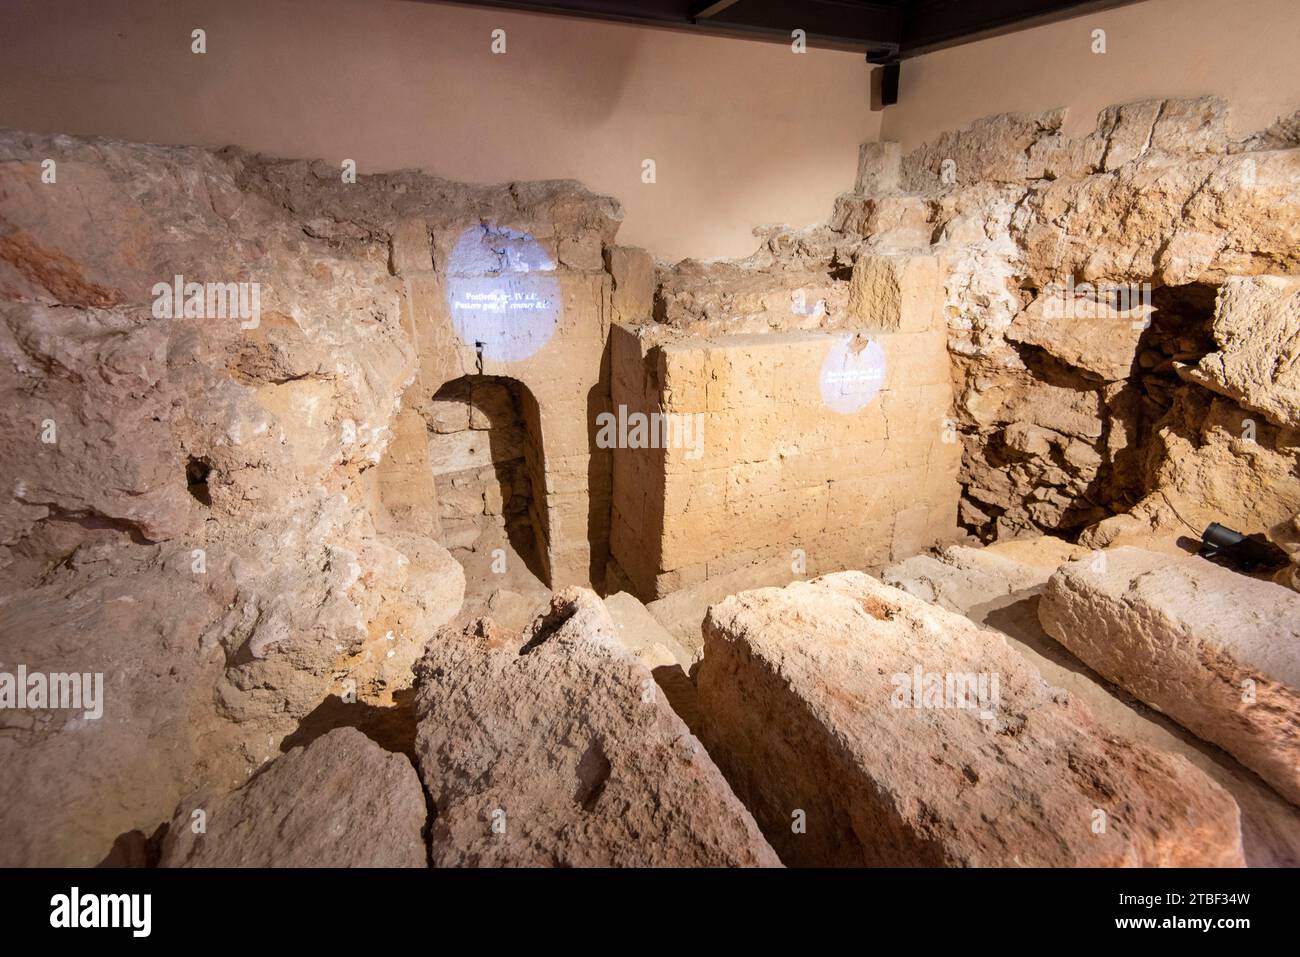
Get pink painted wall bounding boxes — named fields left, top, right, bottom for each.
left=881, top=0, right=1300, bottom=149
left=0, top=0, right=877, bottom=262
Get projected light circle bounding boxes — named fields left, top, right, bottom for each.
left=446, top=226, right=560, bottom=363
left=820, top=335, right=887, bottom=414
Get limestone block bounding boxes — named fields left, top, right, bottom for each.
left=1007, top=292, right=1150, bottom=381
left=698, top=572, right=1246, bottom=867
left=412, top=590, right=780, bottom=866
left=426, top=426, right=525, bottom=475
left=1039, top=547, right=1300, bottom=805
left=468, top=379, right=518, bottom=429
left=885, top=539, right=1082, bottom=612
left=848, top=253, right=941, bottom=333
left=1187, top=276, right=1300, bottom=430
left=855, top=141, right=902, bottom=195
left=389, top=218, right=433, bottom=276
left=160, top=728, right=427, bottom=867
left=604, top=245, right=655, bottom=323
left=831, top=194, right=931, bottom=246
left=1149, top=96, right=1232, bottom=156
left=901, top=109, right=1068, bottom=190
left=1272, top=512, right=1300, bottom=594
left=437, top=479, right=486, bottom=520
left=558, top=231, right=605, bottom=272
left=1092, top=99, right=1165, bottom=171
left=374, top=405, right=442, bottom=538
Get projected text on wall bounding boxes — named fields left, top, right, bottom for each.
left=447, top=226, right=560, bottom=363
left=820, top=336, right=886, bottom=414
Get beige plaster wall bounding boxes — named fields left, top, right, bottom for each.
left=882, top=0, right=1300, bottom=150
left=0, top=0, right=876, bottom=263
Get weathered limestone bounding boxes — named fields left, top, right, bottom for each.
left=1006, top=292, right=1152, bottom=382
left=1273, top=511, right=1300, bottom=594
left=0, top=128, right=629, bottom=864
left=807, top=98, right=1300, bottom=547
left=159, top=728, right=428, bottom=867
left=610, top=251, right=960, bottom=601
left=412, top=589, right=780, bottom=867
left=847, top=251, right=939, bottom=333
left=604, top=589, right=700, bottom=732
left=3, top=90, right=1299, bottom=870
left=884, top=537, right=1084, bottom=613
left=854, top=141, right=902, bottom=195
left=654, top=258, right=851, bottom=335
left=885, top=539, right=1300, bottom=866
left=697, top=572, right=1246, bottom=867
left=1039, top=548, right=1300, bottom=806
left=1186, top=275, right=1300, bottom=430
left=396, top=221, right=616, bottom=589
left=604, top=244, right=655, bottom=324
left=602, top=590, right=694, bottom=671
left=422, top=376, right=543, bottom=560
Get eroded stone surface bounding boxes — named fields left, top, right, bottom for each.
left=1039, top=547, right=1300, bottom=805
left=697, top=572, right=1245, bottom=867
left=159, top=727, right=427, bottom=868
left=1186, top=275, right=1300, bottom=429
left=412, top=588, right=780, bottom=866
left=0, top=128, right=632, bottom=864
left=885, top=539, right=1300, bottom=866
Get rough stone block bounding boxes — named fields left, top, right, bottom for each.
left=604, top=245, right=655, bottom=323
left=390, top=218, right=433, bottom=276
left=1187, top=275, right=1300, bottom=430
left=848, top=253, right=941, bottom=333
left=1039, top=547, right=1300, bottom=805
left=558, top=231, right=605, bottom=271
left=159, top=728, right=427, bottom=867
left=698, top=572, right=1245, bottom=867
left=855, top=140, right=902, bottom=195
left=412, top=589, right=781, bottom=866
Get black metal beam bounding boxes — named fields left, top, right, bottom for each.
left=899, top=0, right=1143, bottom=57
left=692, top=0, right=742, bottom=17
left=702, top=0, right=902, bottom=57
left=417, top=0, right=903, bottom=53
left=408, top=0, right=1147, bottom=58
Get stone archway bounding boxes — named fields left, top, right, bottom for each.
left=426, top=374, right=549, bottom=586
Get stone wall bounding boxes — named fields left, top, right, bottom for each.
left=609, top=253, right=961, bottom=601
left=648, top=96, right=1300, bottom=589
left=384, top=210, right=620, bottom=590
left=0, top=129, right=630, bottom=863
left=870, top=97, right=1300, bottom=556
left=426, top=376, right=543, bottom=567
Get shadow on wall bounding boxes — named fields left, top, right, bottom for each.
left=428, top=374, right=550, bottom=585
left=585, top=337, right=615, bottom=591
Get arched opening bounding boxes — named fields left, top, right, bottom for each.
left=427, top=375, right=549, bottom=592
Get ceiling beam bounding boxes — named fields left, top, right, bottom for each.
left=899, top=0, right=1143, bottom=58
left=418, top=0, right=902, bottom=53
left=408, top=0, right=1146, bottom=58
left=692, top=0, right=743, bottom=18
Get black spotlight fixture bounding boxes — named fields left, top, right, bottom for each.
left=1199, top=522, right=1290, bottom=573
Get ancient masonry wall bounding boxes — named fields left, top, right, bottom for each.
left=609, top=253, right=962, bottom=601
left=385, top=217, right=617, bottom=589
left=423, top=377, right=539, bottom=554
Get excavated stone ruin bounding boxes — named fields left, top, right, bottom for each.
left=1, top=94, right=1298, bottom=868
